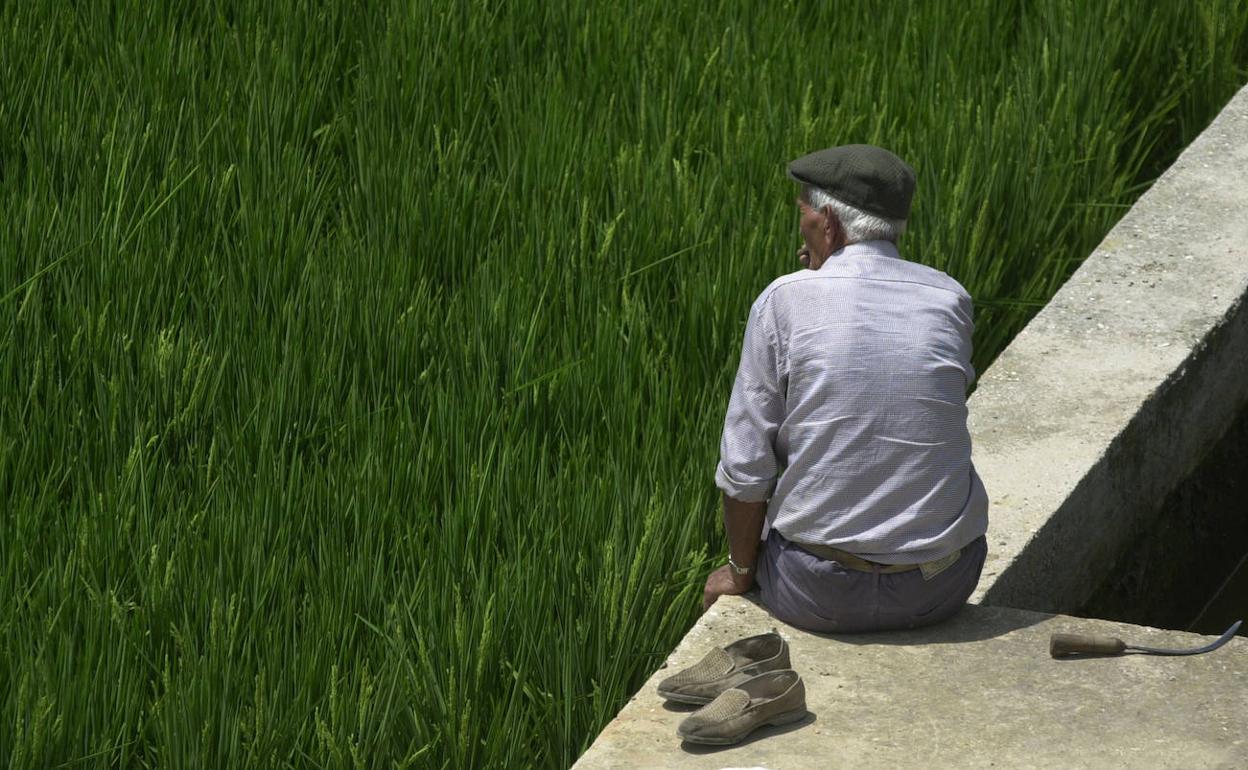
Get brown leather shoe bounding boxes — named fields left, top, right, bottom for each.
left=676, top=669, right=807, bottom=746
left=656, top=629, right=790, bottom=705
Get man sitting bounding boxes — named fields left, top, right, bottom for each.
left=702, top=144, right=989, bottom=633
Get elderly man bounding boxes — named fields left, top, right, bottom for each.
left=702, top=144, right=989, bottom=633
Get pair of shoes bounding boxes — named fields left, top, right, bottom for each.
left=656, top=629, right=808, bottom=746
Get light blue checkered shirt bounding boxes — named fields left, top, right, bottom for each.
left=715, top=240, right=989, bottom=564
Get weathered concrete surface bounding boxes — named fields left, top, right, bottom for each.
left=574, top=595, right=1247, bottom=769
left=968, top=82, right=1248, bottom=611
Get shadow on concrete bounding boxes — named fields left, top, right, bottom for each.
left=827, top=605, right=1050, bottom=646
left=679, top=711, right=817, bottom=755
left=737, top=592, right=1050, bottom=645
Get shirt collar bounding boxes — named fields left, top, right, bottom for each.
left=820, top=239, right=900, bottom=266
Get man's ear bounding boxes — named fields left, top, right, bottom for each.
left=821, top=206, right=842, bottom=246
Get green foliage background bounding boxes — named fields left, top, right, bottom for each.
left=2, top=0, right=1246, bottom=766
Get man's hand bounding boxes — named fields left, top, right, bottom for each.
left=702, top=564, right=754, bottom=612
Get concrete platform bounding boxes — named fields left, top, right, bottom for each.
left=573, top=595, right=1247, bottom=769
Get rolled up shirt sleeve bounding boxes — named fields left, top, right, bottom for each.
left=715, top=295, right=785, bottom=502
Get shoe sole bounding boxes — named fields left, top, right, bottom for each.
left=677, top=707, right=808, bottom=745
left=655, top=688, right=715, bottom=705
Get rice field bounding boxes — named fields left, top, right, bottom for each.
left=2, top=1, right=1246, bottom=767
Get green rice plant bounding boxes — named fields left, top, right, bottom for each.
left=1, top=0, right=1246, bottom=767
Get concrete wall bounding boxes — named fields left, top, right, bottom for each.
left=969, top=83, right=1248, bottom=613
left=1079, top=401, right=1248, bottom=632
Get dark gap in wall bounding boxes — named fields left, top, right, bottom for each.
left=1079, top=402, right=1248, bottom=636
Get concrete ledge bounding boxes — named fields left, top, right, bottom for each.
left=574, top=595, right=1247, bottom=769
left=969, top=82, right=1248, bottom=611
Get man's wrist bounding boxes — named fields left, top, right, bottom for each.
left=727, top=556, right=755, bottom=588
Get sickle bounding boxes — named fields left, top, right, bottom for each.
left=1049, top=620, right=1242, bottom=658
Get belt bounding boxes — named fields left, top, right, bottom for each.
left=791, top=540, right=962, bottom=580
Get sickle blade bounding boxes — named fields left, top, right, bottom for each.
left=1126, top=620, right=1242, bottom=656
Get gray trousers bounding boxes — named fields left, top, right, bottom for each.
left=755, top=530, right=988, bottom=633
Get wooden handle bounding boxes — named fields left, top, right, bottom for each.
left=1049, top=633, right=1127, bottom=657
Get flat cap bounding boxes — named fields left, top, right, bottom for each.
left=787, top=144, right=916, bottom=220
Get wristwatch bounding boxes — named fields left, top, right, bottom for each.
left=727, top=555, right=754, bottom=576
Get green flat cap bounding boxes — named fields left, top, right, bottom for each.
left=787, top=144, right=916, bottom=220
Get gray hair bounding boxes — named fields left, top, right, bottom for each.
left=804, top=184, right=907, bottom=243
